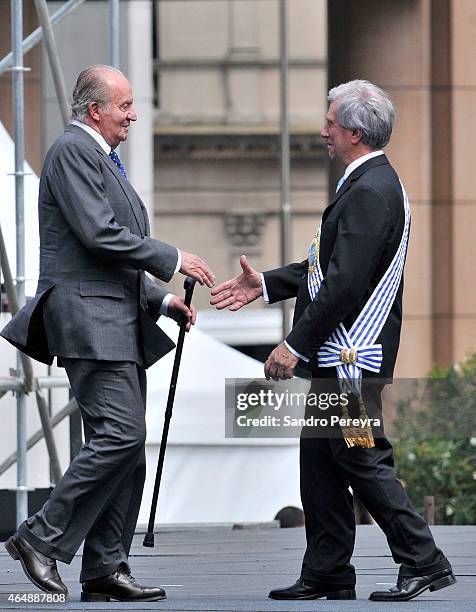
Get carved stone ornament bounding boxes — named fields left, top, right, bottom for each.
left=224, top=212, right=267, bottom=249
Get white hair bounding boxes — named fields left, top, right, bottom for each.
left=71, top=64, right=124, bottom=121
left=328, top=80, right=396, bottom=149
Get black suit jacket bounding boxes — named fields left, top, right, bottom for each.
left=1, top=125, right=178, bottom=368
left=263, top=154, right=408, bottom=380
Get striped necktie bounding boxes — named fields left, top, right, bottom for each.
left=335, top=175, right=345, bottom=193
left=109, top=149, right=128, bottom=180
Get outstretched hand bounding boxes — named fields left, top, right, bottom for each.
left=168, top=295, right=197, bottom=332
left=179, top=250, right=215, bottom=288
left=210, top=255, right=262, bottom=311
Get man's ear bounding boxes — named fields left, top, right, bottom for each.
left=88, top=102, right=101, bottom=122
left=351, top=128, right=363, bottom=145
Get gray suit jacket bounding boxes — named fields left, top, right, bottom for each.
left=1, top=124, right=178, bottom=368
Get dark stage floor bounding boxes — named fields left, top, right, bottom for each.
left=0, top=524, right=474, bottom=611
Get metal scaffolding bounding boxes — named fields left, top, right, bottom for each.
left=0, top=0, right=121, bottom=526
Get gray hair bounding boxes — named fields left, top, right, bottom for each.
left=71, top=64, right=124, bottom=121
left=328, top=80, right=396, bottom=149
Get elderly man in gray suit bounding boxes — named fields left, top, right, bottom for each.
left=1, top=65, right=215, bottom=603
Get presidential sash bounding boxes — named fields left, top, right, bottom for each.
left=307, top=181, right=411, bottom=447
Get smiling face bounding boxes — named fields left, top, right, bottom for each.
left=320, top=100, right=355, bottom=166
left=88, top=71, right=137, bottom=149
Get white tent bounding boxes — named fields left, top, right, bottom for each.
left=140, top=317, right=303, bottom=525
left=0, top=121, right=40, bottom=297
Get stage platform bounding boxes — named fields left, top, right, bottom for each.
left=1, top=524, right=475, bottom=611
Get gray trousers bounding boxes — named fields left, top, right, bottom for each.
left=19, top=359, right=147, bottom=582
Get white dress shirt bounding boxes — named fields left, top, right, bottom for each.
left=71, top=120, right=179, bottom=316
left=261, top=150, right=384, bottom=362
left=339, top=150, right=384, bottom=185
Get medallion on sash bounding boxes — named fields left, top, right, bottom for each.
left=308, top=229, right=320, bottom=274
left=304, top=181, right=411, bottom=449
left=308, top=229, right=320, bottom=288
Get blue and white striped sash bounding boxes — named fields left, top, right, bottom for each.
left=307, top=181, right=411, bottom=396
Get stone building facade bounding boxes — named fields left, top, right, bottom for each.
left=0, top=0, right=474, bottom=377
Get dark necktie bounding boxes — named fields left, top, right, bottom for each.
left=109, top=149, right=128, bottom=180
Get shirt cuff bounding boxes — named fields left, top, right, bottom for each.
left=159, top=292, right=174, bottom=316
left=284, top=340, right=309, bottom=363
left=174, top=249, right=181, bottom=274
left=260, top=273, right=269, bottom=303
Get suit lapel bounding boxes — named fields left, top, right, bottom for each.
left=125, top=184, right=151, bottom=237
left=322, top=182, right=351, bottom=222
left=65, top=125, right=147, bottom=236
left=323, top=154, right=390, bottom=220
left=98, top=150, right=147, bottom=236
left=140, top=198, right=151, bottom=237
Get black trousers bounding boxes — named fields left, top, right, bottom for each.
left=19, top=359, right=147, bottom=582
left=300, top=377, right=448, bottom=586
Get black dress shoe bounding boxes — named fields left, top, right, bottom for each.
left=369, top=567, right=457, bottom=601
left=81, top=564, right=166, bottom=602
left=269, top=577, right=356, bottom=600
left=5, top=533, right=68, bottom=596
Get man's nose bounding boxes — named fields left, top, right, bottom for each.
left=128, top=106, right=138, bottom=121
left=320, top=126, right=328, bottom=138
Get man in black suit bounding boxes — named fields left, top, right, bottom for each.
left=211, top=80, right=455, bottom=602
left=2, top=65, right=214, bottom=602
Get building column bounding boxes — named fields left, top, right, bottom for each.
left=327, top=0, right=475, bottom=375
left=123, top=0, right=155, bottom=232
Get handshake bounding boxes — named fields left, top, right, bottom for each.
left=178, top=251, right=262, bottom=308
left=174, top=252, right=299, bottom=381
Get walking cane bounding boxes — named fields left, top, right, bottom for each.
left=143, top=276, right=197, bottom=547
